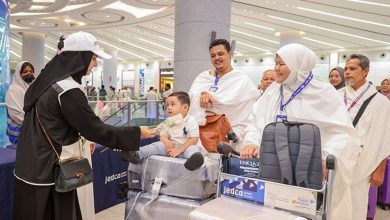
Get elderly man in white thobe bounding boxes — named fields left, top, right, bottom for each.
left=240, top=43, right=362, bottom=220
left=188, top=39, right=259, bottom=150
left=341, top=54, right=390, bottom=220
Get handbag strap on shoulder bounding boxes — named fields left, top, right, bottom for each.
left=35, top=107, right=81, bottom=163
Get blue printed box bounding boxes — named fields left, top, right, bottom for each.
left=219, top=175, right=265, bottom=204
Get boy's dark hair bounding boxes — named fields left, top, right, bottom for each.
left=209, top=39, right=231, bottom=52
left=168, top=91, right=190, bottom=106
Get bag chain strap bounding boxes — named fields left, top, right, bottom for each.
left=35, top=107, right=81, bottom=163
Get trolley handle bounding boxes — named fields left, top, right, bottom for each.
left=326, top=155, right=336, bottom=170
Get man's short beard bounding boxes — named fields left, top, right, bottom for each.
left=345, top=79, right=355, bottom=87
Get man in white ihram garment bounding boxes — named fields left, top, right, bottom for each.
left=340, top=54, right=390, bottom=219
left=240, top=43, right=361, bottom=220
left=146, top=86, right=158, bottom=118
left=188, top=39, right=259, bottom=149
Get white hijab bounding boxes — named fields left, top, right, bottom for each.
left=244, top=43, right=361, bottom=220
left=5, top=61, right=31, bottom=124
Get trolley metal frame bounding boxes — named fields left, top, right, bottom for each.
left=216, top=155, right=336, bottom=220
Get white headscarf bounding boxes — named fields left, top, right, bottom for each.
left=243, top=43, right=361, bottom=220
left=5, top=61, right=32, bottom=124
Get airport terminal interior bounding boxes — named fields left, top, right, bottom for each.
left=1, top=0, right=390, bottom=219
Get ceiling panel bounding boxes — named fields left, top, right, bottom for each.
left=8, top=0, right=390, bottom=64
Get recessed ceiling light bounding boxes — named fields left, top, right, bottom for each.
left=34, top=1, right=54, bottom=4
left=29, top=5, right=48, bottom=10
left=347, top=0, right=390, bottom=7
left=138, top=38, right=173, bottom=51
left=244, top=22, right=275, bottom=31
left=297, top=6, right=390, bottom=28
left=45, top=44, right=57, bottom=51
left=158, top=36, right=174, bottom=43
left=302, top=37, right=343, bottom=49
left=117, top=38, right=165, bottom=57
left=11, top=38, right=22, bottom=45
left=268, top=15, right=390, bottom=45
left=10, top=50, right=21, bottom=58
left=57, top=3, right=93, bottom=13
left=99, top=39, right=146, bottom=59
left=236, top=42, right=270, bottom=53
left=234, top=51, right=244, bottom=56
left=231, top=29, right=279, bottom=44
left=105, top=2, right=166, bottom=18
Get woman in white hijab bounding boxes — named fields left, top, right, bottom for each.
left=241, top=44, right=361, bottom=220
left=5, top=61, right=35, bottom=144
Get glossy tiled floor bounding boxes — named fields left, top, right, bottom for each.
left=96, top=202, right=125, bottom=220
left=96, top=202, right=390, bottom=220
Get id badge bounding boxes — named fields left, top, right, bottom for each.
left=209, top=86, right=218, bottom=92
left=276, top=114, right=288, bottom=121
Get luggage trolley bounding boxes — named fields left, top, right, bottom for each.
left=189, top=155, right=336, bottom=220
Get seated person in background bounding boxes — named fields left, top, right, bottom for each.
left=240, top=43, right=361, bottom=220
left=126, top=91, right=205, bottom=171
left=188, top=39, right=259, bottom=149
left=258, top=69, right=276, bottom=95
left=329, top=67, right=345, bottom=90
left=5, top=61, right=35, bottom=144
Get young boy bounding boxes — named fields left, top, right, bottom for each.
left=125, top=91, right=204, bottom=171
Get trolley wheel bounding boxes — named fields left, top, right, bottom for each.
left=381, top=204, right=390, bottom=210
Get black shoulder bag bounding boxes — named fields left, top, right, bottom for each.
left=36, top=108, right=93, bottom=193
left=352, top=93, right=377, bottom=127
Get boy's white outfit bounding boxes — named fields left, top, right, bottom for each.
left=139, top=115, right=206, bottom=159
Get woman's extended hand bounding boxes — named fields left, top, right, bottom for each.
left=140, top=126, right=156, bottom=138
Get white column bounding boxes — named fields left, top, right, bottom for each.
left=22, top=32, right=45, bottom=74
left=279, top=31, right=303, bottom=47
left=330, top=52, right=339, bottom=68
left=174, top=0, right=231, bottom=92
left=102, top=49, right=118, bottom=88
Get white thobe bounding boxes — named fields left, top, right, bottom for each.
left=146, top=91, right=158, bottom=118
